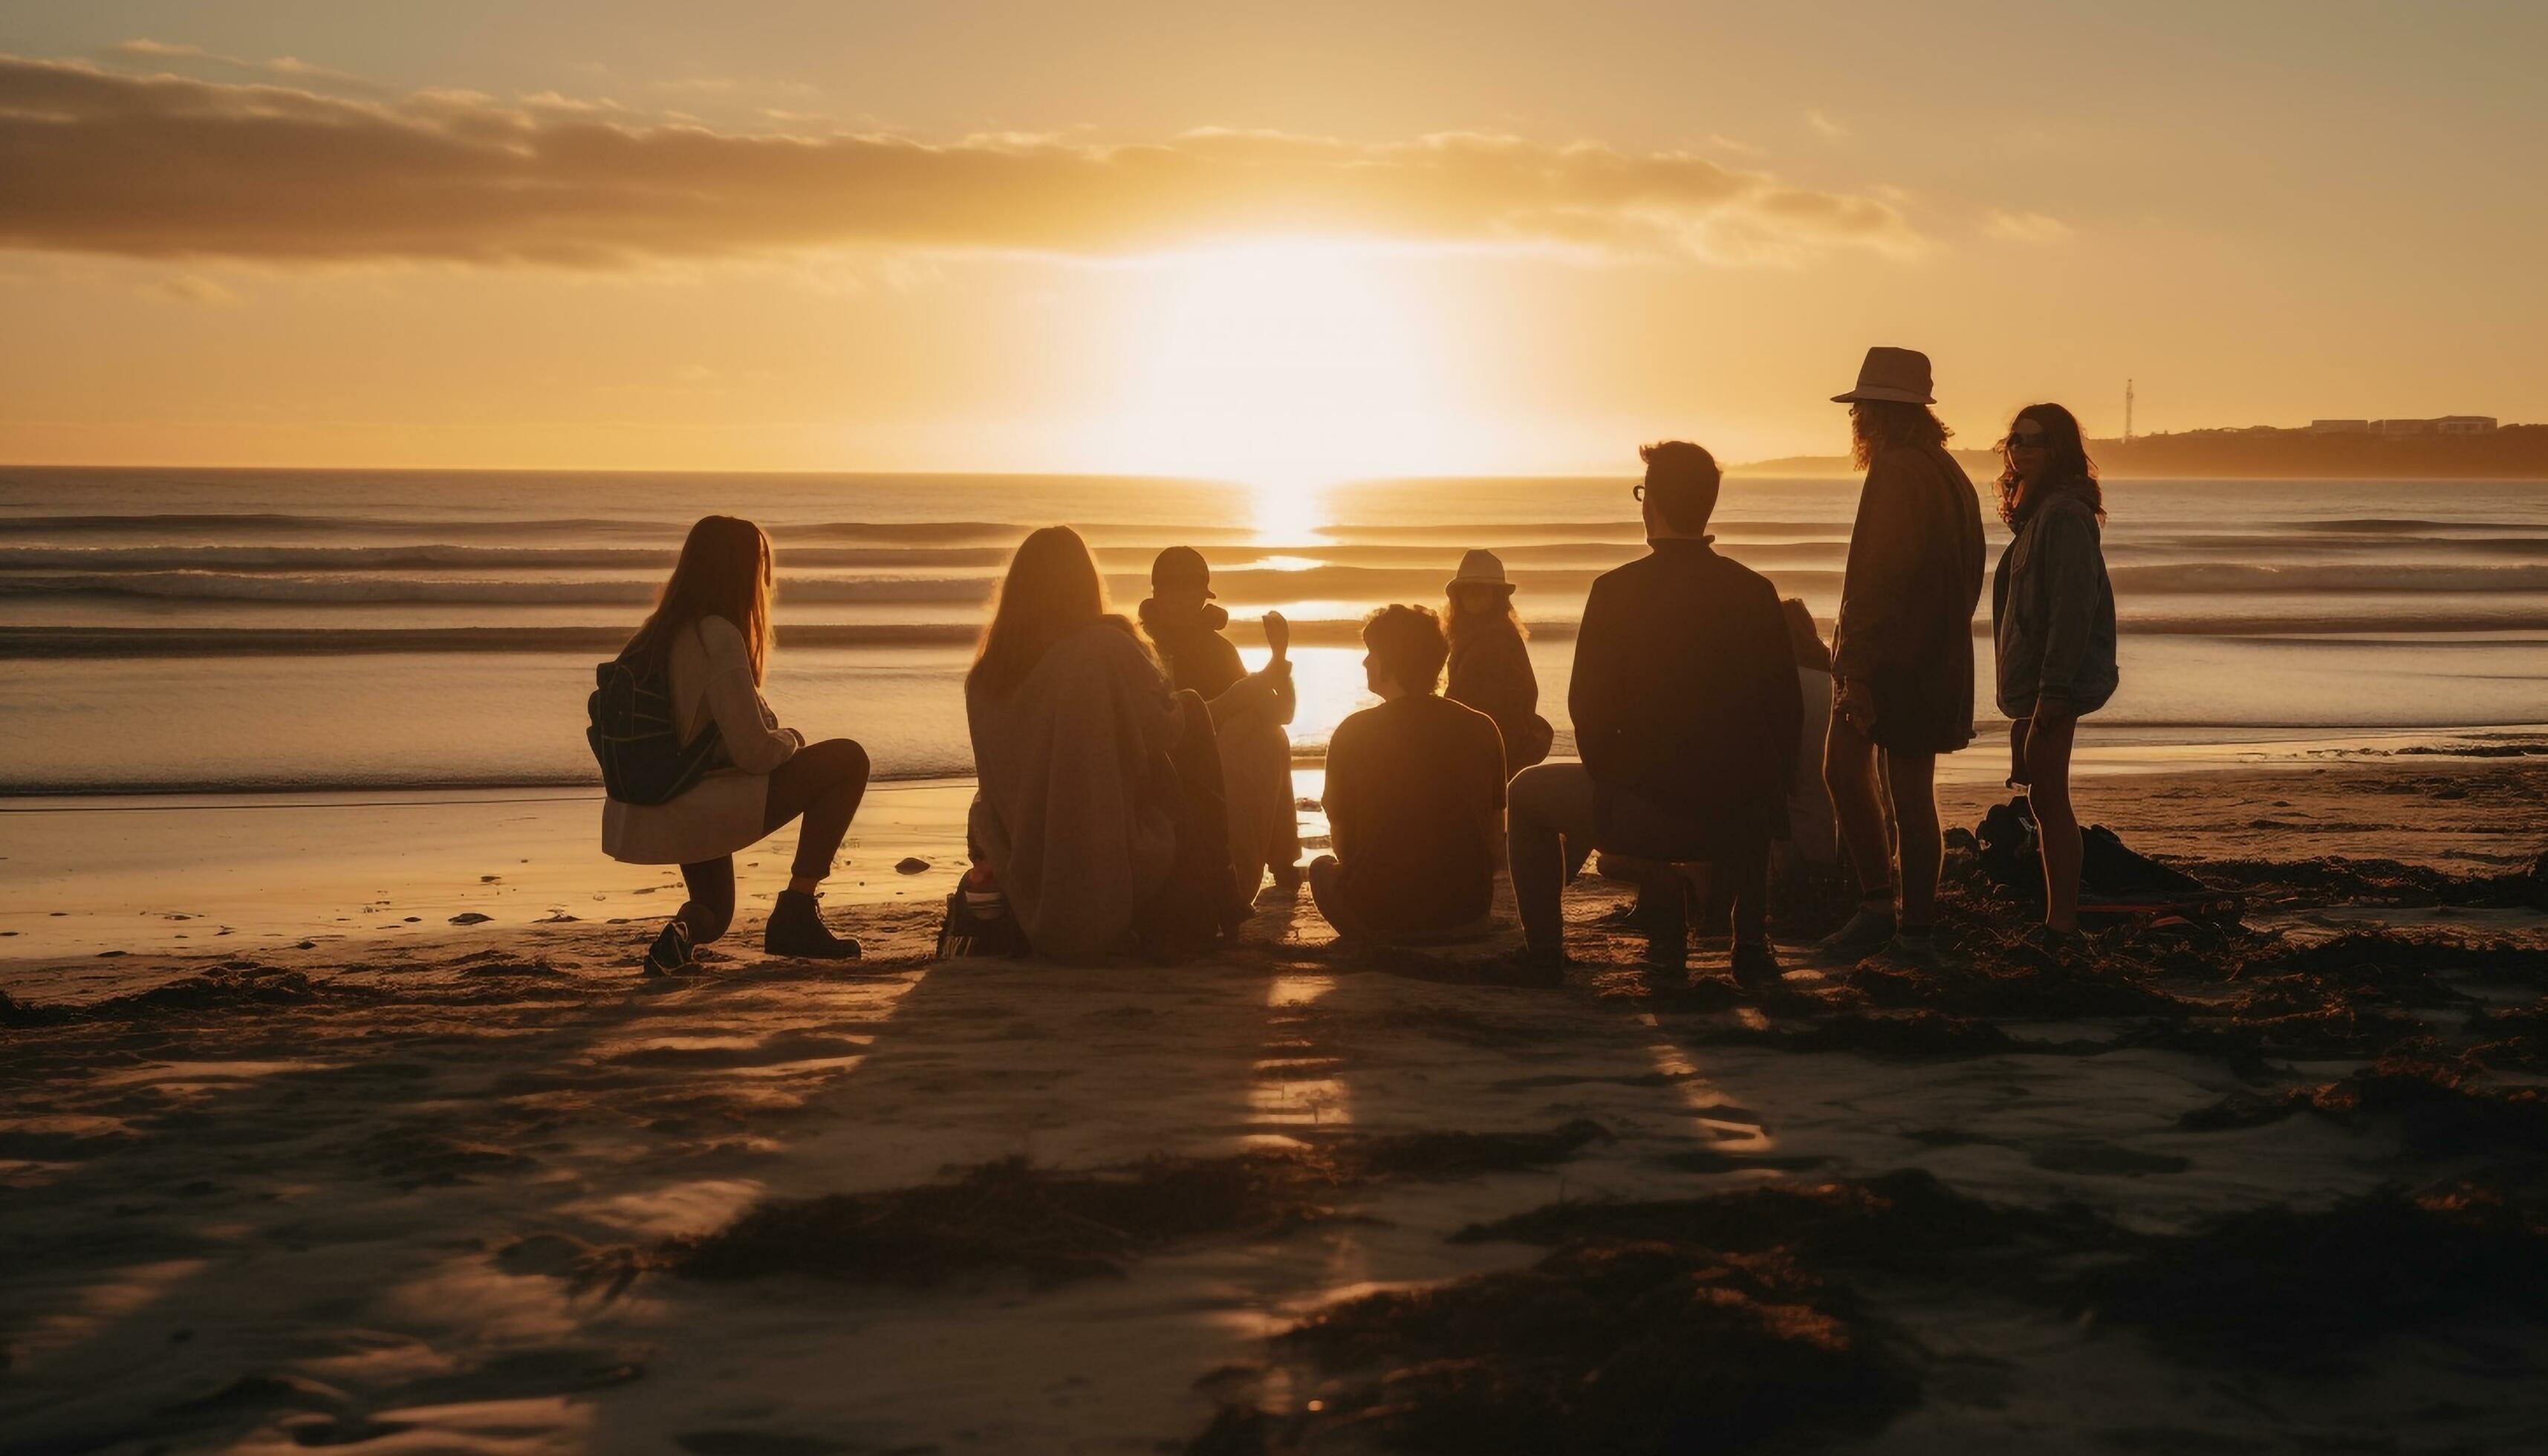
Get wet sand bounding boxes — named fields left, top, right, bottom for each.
left=4, top=752, right=2546, bottom=1452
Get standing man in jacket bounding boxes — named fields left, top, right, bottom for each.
left=1503, top=441, right=1801, bottom=985
left=1818, top=348, right=1988, bottom=965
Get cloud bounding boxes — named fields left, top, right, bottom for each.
left=151, top=273, right=241, bottom=305
left=1806, top=109, right=1849, bottom=141
left=1983, top=207, right=2073, bottom=244
left=0, top=55, right=1925, bottom=268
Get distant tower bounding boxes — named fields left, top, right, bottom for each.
left=2125, top=379, right=2136, bottom=442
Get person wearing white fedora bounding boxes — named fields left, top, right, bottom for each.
left=1819, top=346, right=1987, bottom=967
left=1443, top=547, right=1553, bottom=772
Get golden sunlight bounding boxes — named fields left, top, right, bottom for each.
left=1102, top=240, right=1459, bottom=542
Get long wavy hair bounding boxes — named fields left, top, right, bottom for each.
left=1994, top=403, right=2105, bottom=527
left=1444, top=583, right=1528, bottom=646
left=631, top=515, right=773, bottom=683
left=1849, top=400, right=1953, bottom=469
left=969, top=525, right=1148, bottom=700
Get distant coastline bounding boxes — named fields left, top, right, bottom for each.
left=1738, top=423, right=2548, bottom=479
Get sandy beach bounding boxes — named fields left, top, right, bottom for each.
left=5, top=746, right=2546, bottom=1453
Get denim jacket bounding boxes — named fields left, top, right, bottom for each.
left=1991, top=490, right=2117, bottom=717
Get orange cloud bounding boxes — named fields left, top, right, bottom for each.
left=0, top=55, right=1924, bottom=267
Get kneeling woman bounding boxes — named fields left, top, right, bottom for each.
left=602, top=515, right=871, bottom=972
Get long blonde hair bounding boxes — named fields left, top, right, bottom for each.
left=969, top=525, right=1148, bottom=699
left=631, top=515, right=773, bottom=682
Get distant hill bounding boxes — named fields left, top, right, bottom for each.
left=1737, top=423, right=2548, bottom=479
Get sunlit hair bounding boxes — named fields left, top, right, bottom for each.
left=1848, top=400, right=1954, bottom=468
left=1993, top=402, right=2105, bottom=527
left=1362, top=603, right=1450, bottom=693
left=1637, top=440, right=1721, bottom=534
left=631, top=515, right=773, bottom=683
left=969, top=525, right=1148, bottom=700
left=1444, top=582, right=1528, bottom=646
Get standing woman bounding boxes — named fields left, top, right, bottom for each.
left=1443, top=550, right=1554, bottom=771
left=602, top=516, right=871, bottom=973
left=1992, top=404, right=2118, bottom=949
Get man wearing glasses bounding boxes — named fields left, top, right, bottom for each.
left=1499, top=441, right=1801, bottom=987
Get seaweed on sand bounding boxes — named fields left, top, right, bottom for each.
left=2076, top=1177, right=2548, bottom=1371
left=2175, top=1056, right=2548, bottom=1157
left=1452, top=1169, right=2124, bottom=1293
left=2186, top=851, right=2548, bottom=913
left=1198, top=1242, right=1918, bottom=1455
left=662, top=1122, right=1609, bottom=1287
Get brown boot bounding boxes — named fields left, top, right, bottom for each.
left=764, top=890, right=861, bottom=960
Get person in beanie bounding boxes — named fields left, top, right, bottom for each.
left=1819, top=347, right=1987, bottom=967
left=1443, top=548, right=1553, bottom=772
left=1137, top=546, right=1303, bottom=900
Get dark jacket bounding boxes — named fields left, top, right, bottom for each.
left=1446, top=626, right=1552, bottom=770
left=1992, top=490, right=2118, bottom=717
left=1138, top=599, right=1296, bottom=725
left=1831, top=441, right=1988, bottom=753
left=1570, top=538, right=1801, bottom=853
left=1326, top=692, right=1507, bottom=937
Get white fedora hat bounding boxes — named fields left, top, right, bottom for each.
left=1446, top=548, right=1515, bottom=594
left=1831, top=345, right=1937, bottom=405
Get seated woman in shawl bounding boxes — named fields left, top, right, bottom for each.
left=964, top=527, right=1249, bottom=961
left=1136, top=546, right=1300, bottom=903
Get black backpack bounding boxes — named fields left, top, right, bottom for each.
left=587, top=627, right=732, bottom=805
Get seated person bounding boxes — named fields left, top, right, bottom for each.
left=1504, top=442, right=1801, bottom=986
left=966, top=527, right=1242, bottom=961
left=1309, top=605, right=1507, bottom=944
left=1139, top=546, right=1301, bottom=900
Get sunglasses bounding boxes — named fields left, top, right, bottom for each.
left=2006, top=430, right=2051, bottom=449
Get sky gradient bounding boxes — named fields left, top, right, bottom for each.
left=2, top=1, right=2542, bottom=477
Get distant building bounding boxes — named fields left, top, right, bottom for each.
left=2310, top=418, right=2371, bottom=435
left=2370, top=415, right=2499, bottom=438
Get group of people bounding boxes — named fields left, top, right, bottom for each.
left=599, top=346, right=2119, bottom=981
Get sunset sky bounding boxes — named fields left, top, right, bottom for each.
left=3, top=1, right=2543, bottom=479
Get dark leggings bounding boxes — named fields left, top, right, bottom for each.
left=677, top=738, right=871, bottom=943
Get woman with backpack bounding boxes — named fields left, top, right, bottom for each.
left=963, top=526, right=1255, bottom=961
left=599, top=515, right=870, bottom=974
left=1992, top=404, right=2119, bottom=953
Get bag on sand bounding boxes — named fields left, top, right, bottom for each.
left=585, top=636, right=730, bottom=805
left=1975, top=796, right=2227, bottom=915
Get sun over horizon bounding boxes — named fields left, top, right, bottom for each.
left=5, top=4, right=2546, bottom=477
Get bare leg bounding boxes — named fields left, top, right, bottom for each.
left=1822, top=712, right=1892, bottom=901
left=1882, top=750, right=1942, bottom=930
left=2021, top=715, right=2082, bottom=931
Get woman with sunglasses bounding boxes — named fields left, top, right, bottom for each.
left=1992, top=403, right=2118, bottom=953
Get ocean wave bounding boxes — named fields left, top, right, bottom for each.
left=2106, top=562, right=2548, bottom=593
left=0, top=573, right=1003, bottom=605
left=0, top=544, right=1013, bottom=572
left=0, top=513, right=1255, bottom=545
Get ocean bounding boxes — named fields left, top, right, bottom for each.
left=3, top=467, right=2544, bottom=795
